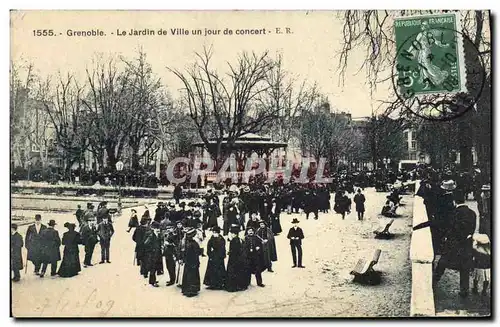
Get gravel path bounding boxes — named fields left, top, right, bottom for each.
left=11, top=187, right=413, bottom=317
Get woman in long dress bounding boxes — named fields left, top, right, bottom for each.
left=57, top=223, right=82, bottom=278
left=181, top=228, right=202, bottom=297
left=225, top=225, right=249, bottom=292
left=203, top=226, right=226, bottom=290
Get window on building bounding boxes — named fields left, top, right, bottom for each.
left=410, top=140, right=417, bottom=150
left=409, top=153, right=417, bottom=160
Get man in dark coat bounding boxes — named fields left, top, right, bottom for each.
left=39, top=220, right=61, bottom=277
left=97, top=217, right=114, bottom=263
left=434, top=180, right=457, bottom=254
left=244, top=227, right=266, bottom=287
left=245, top=213, right=260, bottom=234
left=303, top=190, right=319, bottom=220
left=25, top=214, right=47, bottom=275
left=256, top=220, right=277, bottom=272
left=433, top=193, right=476, bottom=297
left=83, top=203, right=96, bottom=223
left=173, top=184, right=182, bottom=204
left=80, top=219, right=99, bottom=267
left=287, top=218, right=305, bottom=268
left=96, top=202, right=110, bottom=224
left=143, top=222, right=163, bottom=287
left=181, top=228, right=202, bottom=297
left=203, top=226, right=226, bottom=290
left=133, top=217, right=149, bottom=277
left=75, top=205, right=84, bottom=226
left=353, top=188, right=366, bottom=220
left=226, top=224, right=249, bottom=292
left=154, top=203, right=165, bottom=223
left=163, top=223, right=178, bottom=286
left=11, top=223, right=23, bottom=282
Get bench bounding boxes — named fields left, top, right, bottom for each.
left=350, top=249, right=382, bottom=285
left=104, top=191, right=119, bottom=198
left=374, top=218, right=395, bottom=239
left=157, top=192, right=171, bottom=199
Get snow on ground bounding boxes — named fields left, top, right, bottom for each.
left=11, top=187, right=413, bottom=317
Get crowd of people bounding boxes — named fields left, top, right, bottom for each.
left=11, top=212, right=115, bottom=281
left=11, top=164, right=490, bottom=300
left=414, top=167, right=491, bottom=297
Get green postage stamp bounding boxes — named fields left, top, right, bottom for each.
left=394, top=12, right=466, bottom=97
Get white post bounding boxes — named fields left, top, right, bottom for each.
left=410, top=180, right=436, bottom=316
left=156, top=142, right=163, bottom=179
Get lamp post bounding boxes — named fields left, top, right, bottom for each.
left=383, top=158, right=390, bottom=170
left=115, top=160, right=124, bottom=214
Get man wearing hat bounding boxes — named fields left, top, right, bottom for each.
left=287, top=218, right=305, bottom=268
left=25, top=214, right=47, bottom=275
left=96, top=201, right=110, bottom=224
left=181, top=228, right=202, bottom=297
left=154, top=202, right=165, bottom=223
left=162, top=222, right=178, bottom=286
left=83, top=203, right=96, bottom=222
left=133, top=217, right=150, bottom=277
left=245, top=213, right=260, bottom=234
left=433, top=192, right=476, bottom=297
left=97, top=216, right=114, bottom=264
left=244, top=227, right=266, bottom=287
left=256, top=220, right=277, bottom=273
left=11, top=223, right=23, bottom=282
left=80, top=218, right=99, bottom=267
left=434, top=179, right=457, bottom=254
left=143, top=221, right=163, bottom=287
left=173, top=183, right=183, bottom=205
left=203, top=226, right=226, bottom=290
left=39, top=219, right=61, bottom=277
left=75, top=204, right=84, bottom=226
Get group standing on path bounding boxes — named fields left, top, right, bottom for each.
left=12, top=201, right=115, bottom=282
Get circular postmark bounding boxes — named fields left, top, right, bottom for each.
left=392, top=26, right=486, bottom=121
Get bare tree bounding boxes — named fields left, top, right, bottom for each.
left=261, top=53, right=320, bottom=155
left=10, top=60, right=35, bottom=169
left=43, top=73, right=90, bottom=176
left=168, top=46, right=280, bottom=166
left=82, top=56, right=134, bottom=170
left=338, top=10, right=491, bottom=172
left=121, top=49, right=165, bottom=169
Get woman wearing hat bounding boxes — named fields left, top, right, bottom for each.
left=203, top=226, right=226, bottom=290
left=127, top=209, right=139, bottom=233
left=226, top=224, right=249, bottom=292
left=181, top=228, right=202, bottom=297
left=57, top=223, right=82, bottom=278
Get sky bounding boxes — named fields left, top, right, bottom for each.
left=11, top=10, right=394, bottom=117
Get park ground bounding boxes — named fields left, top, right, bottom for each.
left=12, top=188, right=414, bottom=317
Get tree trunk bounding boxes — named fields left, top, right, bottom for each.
left=131, top=143, right=140, bottom=170
left=105, top=142, right=117, bottom=170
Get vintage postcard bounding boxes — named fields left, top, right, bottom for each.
left=10, top=10, right=491, bottom=318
